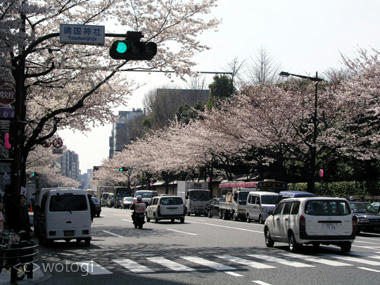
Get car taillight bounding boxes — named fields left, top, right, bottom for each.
left=299, top=214, right=306, bottom=234
left=352, top=215, right=357, bottom=234
left=157, top=205, right=160, bottom=215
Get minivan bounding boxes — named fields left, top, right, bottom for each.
left=35, top=188, right=92, bottom=246
left=246, top=191, right=280, bottom=224
left=146, top=196, right=185, bottom=223
left=264, top=197, right=355, bottom=252
left=134, top=190, right=158, bottom=206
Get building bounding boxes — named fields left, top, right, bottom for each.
left=109, top=108, right=144, bottom=158
left=56, top=149, right=80, bottom=180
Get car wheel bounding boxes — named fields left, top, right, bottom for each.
left=264, top=227, right=274, bottom=247
left=247, top=215, right=251, bottom=223
left=233, top=213, right=239, bottom=221
left=219, top=210, right=223, bottom=219
left=180, top=217, right=185, bottom=223
left=288, top=232, right=301, bottom=253
left=312, top=243, right=320, bottom=249
left=171, top=219, right=175, bottom=223
left=340, top=242, right=351, bottom=253
left=155, top=217, right=159, bottom=223
left=146, top=216, right=150, bottom=222
left=208, top=211, right=212, bottom=218
left=97, top=213, right=100, bottom=217
left=84, top=239, right=91, bottom=247
left=223, top=210, right=228, bottom=220
left=259, top=215, right=264, bottom=224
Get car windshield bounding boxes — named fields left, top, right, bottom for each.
left=189, top=191, right=209, bottom=201
left=367, top=203, right=380, bottom=214
left=349, top=202, right=370, bottom=213
left=50, top=194, right=88, bottom=211
left=305, top=200, right=351, bottom=216
left=160, top=197, right=183, bottom=205
left=136, top=192, right=153, bottom=198
left=238, top=191, right=249, bottom=202
left=261, top=195, right=280, bottom=205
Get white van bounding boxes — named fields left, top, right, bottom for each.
left=35, top=188, right=92, bottom=246
left=264, top=197, right=355, bottom=252
left=246, top=191, right=280, bottom=224
left=134, top=190, right=158, bottom=206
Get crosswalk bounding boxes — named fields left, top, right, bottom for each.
left=72, top=251, right=380, bottom=277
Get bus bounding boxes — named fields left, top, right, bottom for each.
left=219, top=180, right=287, bottom=194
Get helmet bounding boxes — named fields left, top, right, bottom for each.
left=136, top=195, right=142, bottom=202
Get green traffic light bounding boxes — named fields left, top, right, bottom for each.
left=116, top=42, right=127, bottom=53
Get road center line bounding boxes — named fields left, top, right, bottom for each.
left=191, top=221, right=262, bottom=233
left=167, top=229, right=198, bottom=236
left=102, top=230, right=124, bottom=238
left=358, top=267, right=380, bottom=273
left=252, top=281, right=272, bottom=285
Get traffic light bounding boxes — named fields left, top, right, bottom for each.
left=119, top=167, right=128, bottom=172
left=109, top=31, right=157, bottom=61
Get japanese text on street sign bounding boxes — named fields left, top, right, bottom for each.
left=0, top=107, right=14, bottom=119
left=60, top=24, right=105, bottom=45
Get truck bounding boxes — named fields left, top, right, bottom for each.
left=177, top=181, right=210, bottom=216
left=218, top=187, right=251, bottom=221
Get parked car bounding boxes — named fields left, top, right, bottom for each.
left=246, top=191, right=280, bottom=224
left=207, top=197, right=223, bottom=218
left=264, top=197, right=355, bottom=253
left=91, top=197, right=101, bottom=217
left=146, top=196, right=185, bottom=223
left=349, top=201, right=380, bottom=234
left=122, top=197, right=134, bottom=209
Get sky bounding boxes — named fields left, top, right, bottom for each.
left=59, top=0, right=380, bottom=173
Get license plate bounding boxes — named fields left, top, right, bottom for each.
left=64, top=230, right=74, bottom=237
left=324, top=224, right=336, bottom=230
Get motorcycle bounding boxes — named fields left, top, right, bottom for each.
left=132, top=212, right=145, bottom=229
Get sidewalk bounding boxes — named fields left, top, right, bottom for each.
left=0, top=266, right=48, bottom=284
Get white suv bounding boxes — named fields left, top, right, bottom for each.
left=264, top=197, right=355, bottom=252
left=146, top=196, right=185, bottom=223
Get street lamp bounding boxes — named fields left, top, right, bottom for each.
left=279, top=71, right=323, bottom=193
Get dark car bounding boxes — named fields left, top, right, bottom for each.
left=349, top=201, right=380, bottom=234
left=91, top=196, right=102, bottom=217
left=207, top=197, right=223, bottom=218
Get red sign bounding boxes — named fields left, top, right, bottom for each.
left=0, top=86, right=15, bottom=105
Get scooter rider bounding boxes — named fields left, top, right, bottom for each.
left=131, top=195, right=146, bottom=219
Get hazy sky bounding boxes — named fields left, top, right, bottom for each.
left=59, top=0, right=380, bottom=173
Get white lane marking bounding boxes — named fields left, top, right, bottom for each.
left=358, top=267, right=380, bottom=273
left=225, top=271, right=243, bottom=277
left=147, top=257, right=195, bottom=272
left=102, top=230, right=124, bottom=238
left=327, top=255, right=380, bottom=266
left=354, top=240, right=378, bottom=244
left=352, top=245, right=380, bottom=249
left=113, top=259, right=154, bottom=273
left=216, top=255, right=275, bottom=269
left=252, top=281, right=272, bottom=285
left=167, top=229, right=198, bottom=236
left=181, top=256, right=235, bottom=271
left=280, top=253, right=352, bottom=266
left=247, top=254, right=314, bottom=268
left=122, top=219, right=132, bottom=223
left=76, top=261, right=112, bottom=275
left=191, top=221, right=262, bottom=234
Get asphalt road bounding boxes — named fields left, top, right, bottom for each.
left=33, top=207, right=380, bottom=285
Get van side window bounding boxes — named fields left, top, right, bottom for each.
left=290, top=202, right=300, bottom=214
left=152, top=198, right=158, bottom=205
left=273, top=203, right=284, bottom=215
left=283, top=202, right=291, bottom=214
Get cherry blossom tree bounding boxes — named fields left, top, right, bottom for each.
left=0, top=0, right=219, bottom=189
